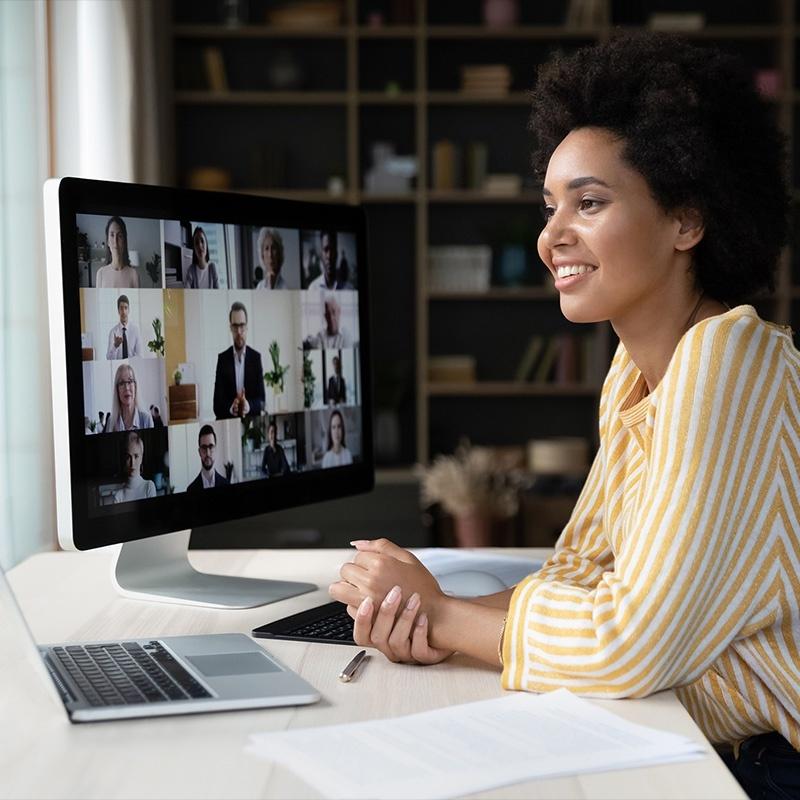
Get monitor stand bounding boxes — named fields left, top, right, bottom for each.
left=110, top=530, right=317, bottom=608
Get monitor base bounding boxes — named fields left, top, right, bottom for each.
left=110, top=530, right=317, bottom=608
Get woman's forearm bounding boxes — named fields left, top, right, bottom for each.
left=470, top=587, right=514, bottom=609
left=429, top=597, right=507, bottom=667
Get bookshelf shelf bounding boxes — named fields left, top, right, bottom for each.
left=427, top=190, right=541, bottom=204
left=426, top=91, right=531, bottom=105
left=426, top=25, right=603, bottom=39
left=426, top=382, right=600, bottom=397
left=173, top=24, right=350, bottom=38
left=175, top=91, right=349, bottom=105
left=428, top=289, right=555, bottom=301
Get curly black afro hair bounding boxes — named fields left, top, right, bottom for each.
left=530, top=31, right=789, bottom=306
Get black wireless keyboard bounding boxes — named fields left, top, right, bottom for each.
left=252, top=601, right=356, bottom=645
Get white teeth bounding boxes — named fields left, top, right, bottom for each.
left=556, top=265, right=597, bottom=279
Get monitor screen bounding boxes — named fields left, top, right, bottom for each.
left=46, top=178, right=373, bottom=552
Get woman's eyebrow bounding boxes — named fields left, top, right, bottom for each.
left=542, top=176, right=612, bottom=196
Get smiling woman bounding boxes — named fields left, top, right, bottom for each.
left=328, top=30, right=800, bottom=799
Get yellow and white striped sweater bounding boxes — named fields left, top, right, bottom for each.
left=501, top=305, right=800, bottom=748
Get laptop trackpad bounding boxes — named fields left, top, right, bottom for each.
left=187, top=653, right=280, bottom=677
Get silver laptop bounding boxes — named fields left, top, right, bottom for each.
left=0, top=561, right=320, bottom=722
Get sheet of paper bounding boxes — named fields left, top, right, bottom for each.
left=413, top=547, right=542, bottom=587
left=246, top=688, right=706, bottom=800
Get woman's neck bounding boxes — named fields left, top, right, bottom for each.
left=615, top=292, right=729, bottom=394
left=121, top=406, right=136, bottom=427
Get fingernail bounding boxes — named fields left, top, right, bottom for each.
left=405, top=593, right=419, bottom=611
left=383, top=585, right=401, bottom=606
left=418, top=612, right=427, bottom=627
left=350, top=540, right=367, bottom=547
left=358, top=596, right=373, bottom=616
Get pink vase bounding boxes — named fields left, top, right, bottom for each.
left=483, top=0, right=519, bottom=28
left=454, top=513, right=493, bottom=547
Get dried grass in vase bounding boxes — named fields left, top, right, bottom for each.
left=418, top=440, right=524, bottom=521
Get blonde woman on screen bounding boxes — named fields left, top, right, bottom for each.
left=112, top=431, right=156, bottom=503
left=103, top=363, right=153, bottom=432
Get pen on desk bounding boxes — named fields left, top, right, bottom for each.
left=339, top=649, right=368, bottom=682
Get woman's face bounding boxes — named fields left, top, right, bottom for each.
left=107, top=221, right=125, bottom=259
left=330, top=414, right=343, bottom=447
left=117, top=368, right=136, bottom=408
left=194, top=230, right=207, bottom=260
left=124, top=441, right=143, bottom=478
left=261, top=234, right=281, bottom=275
left=537, top=127, right=692, bottom=326
left=268, top=424, right=277, bottom=447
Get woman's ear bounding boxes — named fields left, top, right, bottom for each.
left=674, top=208, right=705, bottom=251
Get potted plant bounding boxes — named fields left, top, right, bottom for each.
left=264, top=340, right=290, bottom=394
left=145, top=252, right=161, bottom=287
left=173, top=368, right=182, bottom=385
left=148, top=318, right=165, bottom=358
left=419, top=440, right=525, bottom=547
left=301, top=347, right=316, bottom=408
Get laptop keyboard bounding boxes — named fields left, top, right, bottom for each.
left=284, top=606, right=354, bottom=641
left=51, top=641, right=212, bottom=706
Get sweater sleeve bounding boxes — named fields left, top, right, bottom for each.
left=502, top=316, right=786, bottom=697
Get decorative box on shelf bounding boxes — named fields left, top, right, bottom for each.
left=428, top=246, right=492, bottom=292
left=169, top=383, right=198, bottom=421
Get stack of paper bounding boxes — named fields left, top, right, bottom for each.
left=246, top=689, right=706, bottom=799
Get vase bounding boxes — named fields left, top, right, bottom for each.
left=453, top=513, right=493, bottom=548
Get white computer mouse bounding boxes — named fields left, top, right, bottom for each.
left=436, top=570, right=507, bottom=597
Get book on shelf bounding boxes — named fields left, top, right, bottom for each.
left=460, top=64, right=512, bottom=96
left=514, top=333, right=604, bottom=386
left=648, top=12, right=705, bottom=31
left=432, top=140, right=460, bottom=190
left=533, top=338, right=560, bottom=383
left=428, top=355, right=477, bottom=384
left=565, top=0, right=605, bottom=29
left=203, top=46, right=229, bottom=92
left=514, top=335, right=545, bottom=382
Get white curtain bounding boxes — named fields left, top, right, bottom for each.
left=0, top=0, right=164, bottom=568
left=0, top=0, right=53, bottom=569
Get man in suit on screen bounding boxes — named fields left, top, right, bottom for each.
left=187, top=424, right=229, bottom=491
left=213, top=301, right=265, bottom=419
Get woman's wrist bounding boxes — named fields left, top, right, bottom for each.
left=427, top=596, right=506, bottom=666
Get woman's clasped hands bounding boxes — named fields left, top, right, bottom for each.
left=328, top=538, right=454, bottom=665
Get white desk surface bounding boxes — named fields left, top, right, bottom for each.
left=3, top=547, right=745, bottom=800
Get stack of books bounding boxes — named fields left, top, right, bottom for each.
left=460, top=65, right=512, bottom=97
left=514, top=333, right=606, bottom=386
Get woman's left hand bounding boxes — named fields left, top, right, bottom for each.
left=346, top=588, right=454, bottom=664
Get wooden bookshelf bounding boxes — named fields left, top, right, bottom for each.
left=168, top=0, right=798, bottom=465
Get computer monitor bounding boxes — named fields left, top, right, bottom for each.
left=44, top=177, right=373, bottom=608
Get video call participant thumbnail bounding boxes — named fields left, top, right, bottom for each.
left=106, top=294, right=141, bottom=360
left=104, top=363, right=154, bottom=432
left=261, top=417, right=291, bottom=477
left=95, top=216, right=140, bottom=289
left=255, top=228, right=286, bottom=290
left=307, top=230, right=352, bottom=291
left=113, top=431, right=156, bottom=503
left=213, top=301, right=265, bottom=419
left=187, top=424, right=229, bottom=491
left=322, top=409, right=352, bottom=468
left=325, top=355, right=346, bottom=404
left=184, top=225, right=220, bottom=289
left=305, top=293, right=354, bottom=350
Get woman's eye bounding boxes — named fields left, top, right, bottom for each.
left=541, top=205, right=555, bottom=222
left=579, top=198, right=602, bottom=212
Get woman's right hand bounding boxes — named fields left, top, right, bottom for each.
left=347, top=588, right=454, bottom=665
